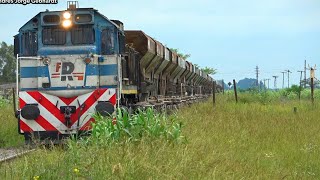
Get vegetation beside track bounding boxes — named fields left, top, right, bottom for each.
left=0, top=97, right=23, bottom=148
left=1, top=90, right=320, bottom=179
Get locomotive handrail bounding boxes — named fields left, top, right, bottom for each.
left=15, top=54, right=19, bottom=111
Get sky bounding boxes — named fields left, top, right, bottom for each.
left=0, top=0, right=319, bottom=88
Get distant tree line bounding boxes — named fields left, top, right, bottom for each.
left=0, top=42, right=15, bottom=84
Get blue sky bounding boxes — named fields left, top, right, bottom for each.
left=0, top=0, right=319, bottom=87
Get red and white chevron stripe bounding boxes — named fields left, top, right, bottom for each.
left=19, top=88, right=116, bottom=134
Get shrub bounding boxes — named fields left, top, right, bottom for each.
left=83, top=108, right=184, bottom=146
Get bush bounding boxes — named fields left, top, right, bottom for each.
left=83, top=108, right=185, bottom=146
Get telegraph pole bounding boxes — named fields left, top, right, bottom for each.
left=267, top=79, right=270, bottom=89
left=304, top=59, right=307, bottom=88
left=272, top=76, right=278, bottom=90
left=281, top=72, right=286, bottom=89
left=255, top=66, right=259, bottom=89
left=263, top=79, right=266, bottom=90
left=286, top=70, right=292, bottom=88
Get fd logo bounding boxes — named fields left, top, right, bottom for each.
left=51, top=62, right=84, bottom=81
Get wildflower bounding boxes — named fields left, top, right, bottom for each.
left=265, top=152, right=274, bottom=158
left=112, top=117, right=117, bottom=125
left=73, top=168, right=80, bottom=174
left=33, top=176, right=40, bottom=180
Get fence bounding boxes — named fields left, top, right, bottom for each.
left=0, top=83, right=15, bottom=99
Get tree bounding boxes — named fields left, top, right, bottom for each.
left=169, top=48, right=191, bottom=60
left=169, top=48, right=217, bottom=75
left=0, top=42, right=16, bottom=83
left=202, top=66, right=217, bottom=75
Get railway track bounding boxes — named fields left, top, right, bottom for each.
left=0, top=148, right=35, bottom=163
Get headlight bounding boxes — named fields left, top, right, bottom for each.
left=63, top=12, right=71, bottom=19
left=62, top=20, right=72, bottom=28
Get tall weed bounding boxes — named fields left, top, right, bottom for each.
left=86, top=108, right=184, bottom=146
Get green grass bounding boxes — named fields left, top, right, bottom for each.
left=0, top=97, right=24, bottom=148
left=1, top=93, right=320, bottom=179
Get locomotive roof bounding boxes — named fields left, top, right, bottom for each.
left=19, top=8, right=121, bottom=31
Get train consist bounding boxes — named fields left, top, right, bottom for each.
left=14, top=2, right=215, bottom=142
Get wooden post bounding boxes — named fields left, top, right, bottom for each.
left=222, top=79, right=225, bottom=95
left=213, top=81, right=216, bottom=105
left=311, top=77, right=314, bottom=104
left=233, top=79, right=238, bottom=103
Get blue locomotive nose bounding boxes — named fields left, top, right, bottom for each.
left=21, top=105, right=40, bottom=120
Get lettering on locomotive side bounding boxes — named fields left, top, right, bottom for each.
left=51, top=62, right=84, bottom=81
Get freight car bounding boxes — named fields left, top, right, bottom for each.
left=13, top=2, right=214, bottom=143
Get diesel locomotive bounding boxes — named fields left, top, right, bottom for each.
left=14, top=2, right=214, bottom=143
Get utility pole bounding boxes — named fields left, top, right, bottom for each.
left=298, top=70, right=304, bottom=100
left=304, top=59, right=307, bottom=88
left=266, top=79, right=270, bottom=89
left=309, top=65, right=317, bottom=104
left=281, top=71, right=286, bottom=89
left=272, top=76, right=278, bottom=90
left=263, top=79, right=266, bottom=90
left=286, top=70, right=292, bottom=88
left=255, top=66, right=259, bottom=90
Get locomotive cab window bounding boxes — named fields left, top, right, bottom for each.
left=22, top=31, right=37, bottom=56
left=71, top=25, right=95, bottom=45
left=42, top=27, right=66, bottom=45
left=101, top=29, right=114, bottom=55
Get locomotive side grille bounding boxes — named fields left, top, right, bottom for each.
left=42, top=27, right=66, bottom=45
left=71, top=25, right=95, bottom=45
left=22, top=32, right=38, bottom=56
